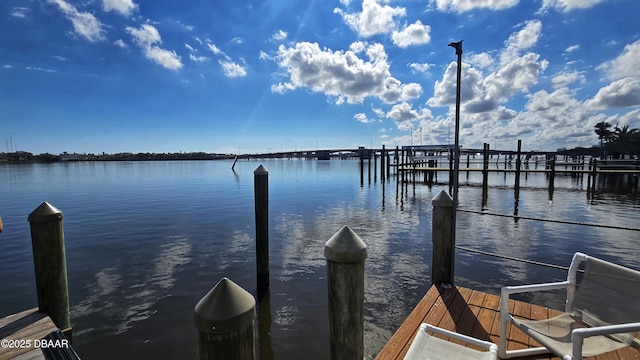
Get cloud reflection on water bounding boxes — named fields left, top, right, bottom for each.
left=72, top=236, right=191, bottom=336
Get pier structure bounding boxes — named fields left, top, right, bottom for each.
left=238, top=142, right=640, bottom=197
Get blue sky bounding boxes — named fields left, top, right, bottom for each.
left=1, top=0, right=639, bottom=154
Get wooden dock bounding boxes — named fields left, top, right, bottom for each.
left=375, top=285, right=640, bottom=360
left=0, top=308, right=79, bottom=360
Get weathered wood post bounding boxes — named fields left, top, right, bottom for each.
left=28, top=202, right=71, bottom=337
left=254, top=165, right=269, bottom=295
left=482, top=143, right=490, bottom=203
left=324, top=226, right=367, bottom=360
left=381, top=145, right=386, bottom=181
left=515, top=139, right=522, bottom=198
left=394, top=146, right=399, bottom=175
left=549, top=154, right=556, bottom=195
left=432, top=191, right=454, bottom=286
left=374, top=151, right=378, bottom=183
left=194, top=277, right=256, bottom=360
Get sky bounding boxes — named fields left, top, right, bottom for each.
left=1, top=0, right=639, bottom=155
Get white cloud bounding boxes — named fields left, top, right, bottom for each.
left=185, top=44, right=208, bottom=62
left=485, top=53, right=548, bottom=103
left=207, top=43, right=223, bottom=55
left=189, top=54, right=208, bottom=62
left=102, top=0, right=138, bottom=17
left=271, top=41, right=422, bottom=104
left=409, top=62, right=432, bottom=73
left=126, top=24, right=183, bottom=70
left=11, top=7, right=29, bottom=18
left=372, top=107, right=386, bottom=118
left=219, top=60, right=247, bottom=77
left=386, top=102, right=433, bottom=130
left=334, top=0, right=406, bottom=37
left=507, top=87, right=592, bottom=148
left=432, top=0, right=518, bottom=13
left=565, top=44, right=580, bottom=53
left=48, top=0, right=106, bottom=42
left=551, top=70, right=584, bottom=88
left=501, top=20, right=542, bottom=65
left=429, top=62, right=476, bottom=108
left=354, top=113, right=374, bottom=123
left=597, top=40, right=640, bottom=81
left=467, top=52, right=495, bottom=69
left=540, top=0, right=603, bottom=12
left=391, top=20, right=431, bottom=48
left=585, top=78, right=640, bottom=110
left=272, top=30, right=288, bottom=41
left=428, top=23, right=548, bottom=115
left=204, top=42, right=247, bottom=77
left=114, top=39, right=127, bottom=48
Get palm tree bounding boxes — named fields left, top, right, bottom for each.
left=594, top=121, right=612, bottom=158
left=610, top=125, right=640, bottom=157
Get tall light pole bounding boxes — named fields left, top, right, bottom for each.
left=448, top=40, right=462, bottom=283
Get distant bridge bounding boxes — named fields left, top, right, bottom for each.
left=237, top=145, right=558, bottom=161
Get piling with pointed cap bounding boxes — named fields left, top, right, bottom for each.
left=194, top=277, right=256, bottom=360
left=324, top=225, right=367, bottom=360
left=28, top=202, right=71, bottom=336
left=254, top=165, right=269, bottom=295
left=432, top=191, right=454, bottom=286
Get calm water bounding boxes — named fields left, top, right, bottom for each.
left=1, top=159, right=639, bottom=359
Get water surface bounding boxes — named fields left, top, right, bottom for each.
left=1, top=159, right=638, bottom=359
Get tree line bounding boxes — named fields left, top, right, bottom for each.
left=594, top=122, right=640, bottom=158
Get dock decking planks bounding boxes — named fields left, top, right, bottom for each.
left=375, top=285, right=640, bottom=360
left=0, top=308, right=59, bottom=360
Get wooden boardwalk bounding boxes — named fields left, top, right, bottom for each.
left=0, top=308, right=78, bottom=360
left=375, top=285, right=640, bottom=360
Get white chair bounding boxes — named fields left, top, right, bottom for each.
left=404, top=323, right=498, bottom=360
left=499, top=252, right=640, bottom=360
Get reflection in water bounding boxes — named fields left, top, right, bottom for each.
left=257, top=292, right=274, bottom=360
left=72, top=236, right=191, bottom=336
left=2, top=160, right=639, bottom=360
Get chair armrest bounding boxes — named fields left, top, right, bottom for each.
left=422, top=324, right=497, bottom=352
left=571, top=322, right=640, bottom=360
left=501, top=281, right=571, bottom=314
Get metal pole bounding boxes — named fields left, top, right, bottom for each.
left=448, top=40, right=462, bottom=285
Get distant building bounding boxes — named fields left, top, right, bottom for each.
left=60, top=152, right=79, bottom=161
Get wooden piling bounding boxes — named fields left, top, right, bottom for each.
left=194, top=277, right=256, bottom=360
left=28, top=202, right=71, bottom=337
left=324, top=226, right=367, bottom=360
left=482, top=143, right=489, bottom=202
left=515, top=139, right=522, bottom=198
left=381, top=145, right=386, bottom=181
left=394, top=146, right=399, bottom=175
left=254, top=165, right=269, bottom=295
left=431, top=191, right=454, bottom=286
